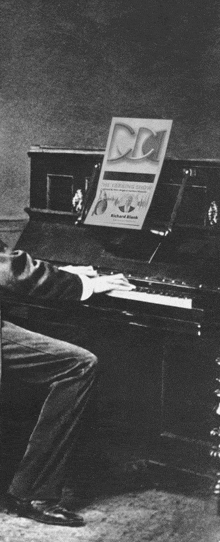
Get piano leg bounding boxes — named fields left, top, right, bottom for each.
left=210, top=354, right=220, bottom=515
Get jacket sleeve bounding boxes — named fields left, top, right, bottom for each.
left=0, top=249, right=83, bottom=302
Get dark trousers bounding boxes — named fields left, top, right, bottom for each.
left=1, top=320, right=98, bottom=501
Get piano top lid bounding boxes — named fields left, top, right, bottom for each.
left=28, top=145, right=105, bottom=155
left=28, top=145, right=220, bottom=164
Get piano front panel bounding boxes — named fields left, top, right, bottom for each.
left=2, top=292, right=219, bottom=477
left=27, top=146, right=220, bottom=232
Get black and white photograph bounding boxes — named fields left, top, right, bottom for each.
left=0, top=1, right=220, bottom=540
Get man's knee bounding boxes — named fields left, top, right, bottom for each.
left=86, top=352, right=98, bottom=372
left=70, top=347, right=98, bottom=374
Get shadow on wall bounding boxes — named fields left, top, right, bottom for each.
left=0, top=219, right=28, bottom=249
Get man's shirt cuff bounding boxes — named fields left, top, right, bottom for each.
left=79, top=275, right=94, bottom=300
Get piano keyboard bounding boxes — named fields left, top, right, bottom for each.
left=107, top=287, right=193, bottom=309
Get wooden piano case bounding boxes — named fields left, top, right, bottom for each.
left=3, top=146, right=220, bottom=503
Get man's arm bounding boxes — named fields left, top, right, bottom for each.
left=0, top=249, right=83, bottom=301
left=0, top=249, right=135, bottom=303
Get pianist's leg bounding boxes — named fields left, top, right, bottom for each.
left=1, top=320, right=98, bottom=526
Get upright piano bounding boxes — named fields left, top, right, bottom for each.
left=4, top=146, right=220, bottom=499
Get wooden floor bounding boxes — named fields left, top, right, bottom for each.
left=0, top=465, right=219, bottom=542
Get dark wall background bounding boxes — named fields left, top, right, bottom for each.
left=1, top=0, right=220, bottom=220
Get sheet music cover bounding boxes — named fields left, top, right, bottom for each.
left=85, top=117, right=172, bottom=229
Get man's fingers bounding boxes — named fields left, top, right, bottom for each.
left=109, top=283, right=135, bottom=290
left=105, top=275, right=136, bottom=290
left=92, top=274, right=136, bottom=294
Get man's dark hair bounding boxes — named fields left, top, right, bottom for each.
left=0, top=239, right=8, bottom=252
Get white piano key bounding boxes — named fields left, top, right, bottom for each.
left=106, top=289, right=192, bottom=309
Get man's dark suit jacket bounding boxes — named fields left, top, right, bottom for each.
left=0, top=249, right=83, bottom=306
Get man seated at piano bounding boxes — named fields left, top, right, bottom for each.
left=0, top=240, right=135, bottom=527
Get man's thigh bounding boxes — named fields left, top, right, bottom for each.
left=2, top=320, right=97, bottom=385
